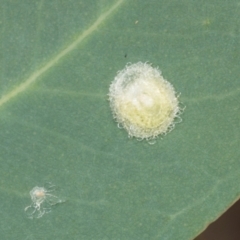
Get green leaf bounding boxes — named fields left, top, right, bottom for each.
left=0, top=0, right=239, bottom=239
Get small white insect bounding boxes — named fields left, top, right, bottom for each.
left=25, top=183, right=64, bottom=219
left=109, top=62, right=183, bottom=141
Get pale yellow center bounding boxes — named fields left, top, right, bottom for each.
left=117, top=78, right=175, bottom=129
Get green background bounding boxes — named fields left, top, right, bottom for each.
left=0, top=0, right=239, bottom=239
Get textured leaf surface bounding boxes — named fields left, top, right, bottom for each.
left=0, top=1, right=239, bottom=239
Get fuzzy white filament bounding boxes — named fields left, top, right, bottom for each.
left=25, top=183, right=64, bottom=219
left=109, top=62, right=182, bottom=141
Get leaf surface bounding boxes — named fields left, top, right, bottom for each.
left=0, top=0, right=239, bottom=239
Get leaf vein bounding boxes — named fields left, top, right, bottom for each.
left=0, top=0, right=124, bottom=108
